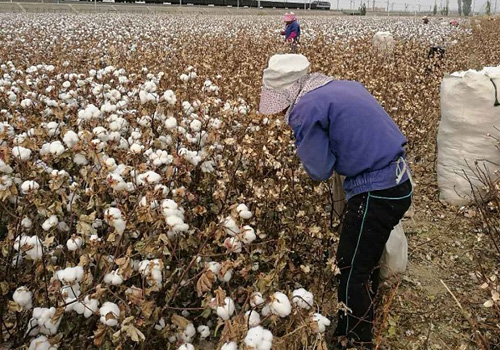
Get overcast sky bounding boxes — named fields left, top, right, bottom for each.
left=285, top=0, right=496, bottom=13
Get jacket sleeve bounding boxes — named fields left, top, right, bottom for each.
left=291, top=111, right=336, bottom=181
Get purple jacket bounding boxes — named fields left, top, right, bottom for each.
left=288, top=80, right=409, bottom=200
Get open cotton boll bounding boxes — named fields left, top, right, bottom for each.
left=164, top=117, right=177, bottom=130
left=311, top=313, right=331, bottom=333
left=73, top=153, right=88, bottom=166
left=219, top=269, right=233, bottom=283
left=13, top=286, right=33, bottom=310
left=66, top=236, right=83, bottom=251
left=138, top=259, right=163, bottom=287
left=21, top=217, right=32, bottom=229
left=207, top=261, right=221, bottom=275
left=28, top=335, right=57, bottom=350
left=224, top=237, right=242, bottom=254
left=221, top=342, right=238, bottom=350
left=200, top=160, right=215, bottom=173
left=155, top=318, right=166, bottom=331
left=292, top=288, right=314, bottom=310
left=55, top=266, right=84, bottom=284
left=21, top=180, right=39, bottom=193
left=76, top=296, right=99, bottom=318
left=241, top=226, right=256, bottom=244
left=103, top=270, right=124, bottom=286
left=181, top=323, right=196, bottom=343
left=63, top=130, right=79, bottom=149
left=163, top=90, right=177, bottom=105
left=178, top=344, right=194, bottom=350
left=270, top=292, right=292, bottom=318
left=130, top=143, right=144, bottom=154
left=216, top=297, right=235, bottom=320
left=48, top=141, right=65, bottom=156
left=179, top=74, right=189, bottom=82
left=244, top=326, right=273, bottom=350
left=99, top=302, right=120, bottom=327
left=197, top=325, right=210, bottom=339
left=245, top=310, right=261, bottom=327
left=250, top=292, right=265, bottom=308
left=0, top=159, right=13, bottom=174
left=14, top=235, right=43, bottom=260
left=190, top=119, right=202, bottom=132
left=42, top=215, right=58, bottom=231
left=137, top=171, right=162, bottom=185
left=223, top=216, right=240, bottom=236
left=32, top=307, right=61, bottom=335
left=12, top=146, right=31, bottom=161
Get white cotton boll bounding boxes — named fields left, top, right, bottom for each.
left=180, top=74, right=189, bottom=82
left=242, top=226, right=256, bottom=245
left=137, top=171, right=161, bottom=185
left=48, top=141, right=65, bottom=156
left=155, top=318, right=166, bottom=331
left=63, top=130, right=79, bottom=148
left=103, top=270, right=124, bottom=286
left=164, top=117, right=177, bottom=130
left=32, top=307, right=61, bottom=335
left=130, top=143, right=144, bottom=154
left=200, top=160, right=215, bottom=173
left=21, top=98, right=33, bottom=108
left=21, top=180, right=39, bottom=193
left=178, top=345, right=194, bottom=350
left=42, top=215, right=58, bottom=231
left=245, top=310, right=261, bottom=327
left=14, top=235, right=43, bottom=260
left=73, top=153, right=88, bottom=166
left=80, top=296, right=99, bottom=318
left=292, top=288, right=314, bottom=310
left=244, top=326, right=273, bottom=350
left=21, top=217, right=32, bottom=229
left=250, top=292, right=265, bottom=308
left=224, top=237, right=242, bottom=254
left=99, top=302, right=120, bottom=327
left=207, top=262, right=221, bottom=275
left=197, top=325, right=210, bottom=339
left=13, top=286, right=33, bottom=310
left=66, top=236, right=83, bottom=251
left=181, top=323, right=196, bottom=343
left=190, top=119, right=202, bottom=132
left=221, top=342, right=238, bottom=350
left=163, top=90, right=177, bottom=105
left=0, top=160, right=13, bottom=174
left=55, top=266, right=84, bottom=284
left=312, top=313, right=331, bottom=333
left=216, top=297, right=235, bottom=320
left=113, top=219, right=126, bottom=235
left=12, top=146, right=31, bottom=161
left=105, top=207, right=122, bottom=220
left=261, top=305, right=271, bottom=317
left=28, top=335, right=57, bottom=350
left=223, top=216, right=240, bottom=236
left=220, top=269, right=233, bottom=283
left=270, top=292, right=292, bottom=318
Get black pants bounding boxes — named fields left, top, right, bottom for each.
left=333, top=180, right=412, bottom=345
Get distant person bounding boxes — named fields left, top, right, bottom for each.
left=422, top=16, right=429, bottom=24
left=259, top=54, right=413, bottom=350
left=281, top=12, right=301, bottom=51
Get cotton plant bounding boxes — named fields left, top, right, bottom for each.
left=138, top=259, right=163, bottom=287
left=14, top=235, right=43, bottom=260
left=104, top=207, right=126, bottom=235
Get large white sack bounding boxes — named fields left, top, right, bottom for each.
left=437, top=66, right=500, bottom=205
left=372, top=31, right=394, bottom=54
left=380, top=222, right=407, bottom=280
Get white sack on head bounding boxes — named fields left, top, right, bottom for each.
left=372, top=31, right=394, bottom=54
left=437, top=66, right=500, bottom=206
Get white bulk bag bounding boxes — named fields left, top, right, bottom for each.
left=437, top=66, right=500, bottom=205
left=380, top=222, right=407, bottom=280
left=372, top=31, right=394, bottom=54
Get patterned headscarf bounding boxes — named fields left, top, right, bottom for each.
left=259, top=72, right=333, bottom=119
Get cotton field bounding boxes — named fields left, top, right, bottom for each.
left=0, top=12, right=499, bottom=350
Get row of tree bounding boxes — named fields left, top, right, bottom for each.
left=432, top=0, right=494, bottom=16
